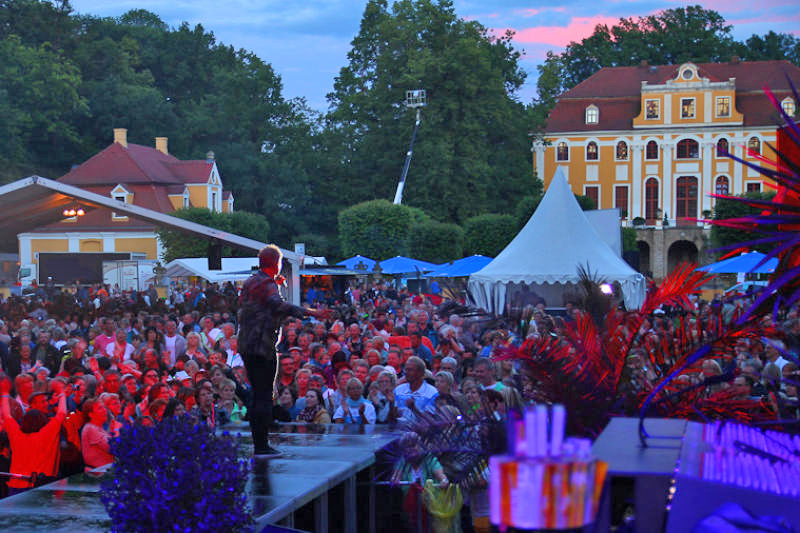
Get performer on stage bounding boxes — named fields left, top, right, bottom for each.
left=239, top=245, right=328, bottom=457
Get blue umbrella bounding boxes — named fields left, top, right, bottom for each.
left=379, top=256, right=439, bottom=274
left=336, top=255, right=376, bottom=272
left=697, top=252, right=777, bottom=274
left=425, top=255, right=493, bottom=277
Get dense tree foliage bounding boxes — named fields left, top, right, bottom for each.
left=338, top=200, right=421, bottom=261
left=157, top=208, right=270, bottom=263
left=711, top=191, right=776, bottom=253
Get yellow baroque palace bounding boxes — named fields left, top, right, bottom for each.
left=534, top=59, right=800, bottom=278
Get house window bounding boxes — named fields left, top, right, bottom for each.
left=746, top=182, right=761, bottom=193
left=645, top=140, right=659, bottom=160
left=212, top=191, right=218, bottom=212
left=556, top=142, right=569, bottom=161
left=112, top=193, right=127, bottom=219
left=676, top=176, right=698, bottom=221
left=615, top=141, right=629, bottom=161
left=645, top=99, right=660, bottom=120
left=615, top=186, right=629, bottom=218
left=585, top=105, right=599, bottom=125
left=716, top=138, right=728, bottom=157
left=680, top=98, right=695, bottom=119
left=715, top=176, right=729, bottom=196
left=182, top=194, right=189, bottom=208
left=676, top=139, right=699, bottom=159
left=715, top=96, right=731, bottom=118
left=586, top=141, right=599, bottom=161
left=748, top=136, right=761, bottom=155
left=645, top=178, right=659, bottom=222
left=782, top=97, right=796, bottom=117
left=585, top=186, right=599, bottom=209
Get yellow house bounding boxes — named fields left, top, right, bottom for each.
left=534, top=59, right=800, bottom=278
left=18, top=128, right=235, bottom=268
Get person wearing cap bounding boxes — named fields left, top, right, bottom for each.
left=238, top=245, right=329, bottom=457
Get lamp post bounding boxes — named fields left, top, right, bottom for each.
left=393, top=89, right=426, bottom=205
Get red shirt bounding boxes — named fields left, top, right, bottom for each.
left=5, top=411, right=65, bottom=488
left=81, top=423, right=114, bottom=469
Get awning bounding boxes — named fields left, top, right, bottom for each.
left=697, top=252, right=777, bottom=274
left=379, top=256, right=439, bottom=274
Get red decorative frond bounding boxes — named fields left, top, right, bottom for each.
left=641, top=262, right=711, bottom=315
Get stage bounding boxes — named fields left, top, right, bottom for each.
left=0, top=422, right=401, bottom=533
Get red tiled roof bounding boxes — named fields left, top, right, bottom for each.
left=222, top=191, right=232, bottom=200
left=60, top=143, right=213, bottom=186
left=546, top=60, right=800, bottom=133
left=168, top=161, right=213, bottom=184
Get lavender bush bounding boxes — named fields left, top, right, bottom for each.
left=100, top=416, right=252, bottom=532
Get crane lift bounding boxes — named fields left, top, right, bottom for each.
left=392, top=89, right=426, bottom=205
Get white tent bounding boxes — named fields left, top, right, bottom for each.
left=161, top=257, right=258, bottom=283
left=468, top=169, right=646, bottom=312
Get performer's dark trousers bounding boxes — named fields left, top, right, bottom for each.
left=243, top=344, right=278, bottom=450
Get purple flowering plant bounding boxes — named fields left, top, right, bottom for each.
left=100, top=416, right=253, bottom=532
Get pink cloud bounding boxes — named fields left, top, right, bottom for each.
left=502, top=15, right=621, bottom=48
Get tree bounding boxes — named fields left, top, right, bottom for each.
left=711, top=191, right=776, bottom=253
left=326, top=0, right=532, bottom=224
left=156, top=208, right=270, bottom=263
left=463, top=214, right=517, bottom=257
left=0, top=35, right=88, bottom=179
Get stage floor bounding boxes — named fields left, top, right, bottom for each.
left=0, top=422, right=401, bottom=532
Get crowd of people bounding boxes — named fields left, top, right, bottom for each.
left=0, top=279, right=798, bottom=514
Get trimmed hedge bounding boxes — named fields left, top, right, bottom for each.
left=463, top=213, right=517, bottom=257
left=338, top=199, right=415, bottom=260
left=408, top=220, right=464, bottom=264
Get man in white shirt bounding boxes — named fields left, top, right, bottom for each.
left=394, top=356, right=438, bottom=421
left=161, top=319, right=186, bottom=367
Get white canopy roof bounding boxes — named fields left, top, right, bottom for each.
left=468, top=169, right=646, bottom=312
left=163, top=257, right=258, bottom=283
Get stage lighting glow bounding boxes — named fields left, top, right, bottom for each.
left=600, top=283, right=613, bottom=295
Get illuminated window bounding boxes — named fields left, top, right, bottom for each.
left=585, top=105, right=599, bottom=124
left=681, top=98, right=695, bottom=119
left=748, top=136, right=761, bottom=155
left=616, top=141, right=628, bottom=161
left=715, top=96, right=731, bottom=118
left=645, top=99, right=660, bottom=119
left=781, top=97, right=796, bottom=117
left=556, top=142, right=569, bottom=161
left=586, top=141, right=599, bottom=161
left=715, top=176, right=729, bottom=196
left=676, top=139, right=699, bottom=159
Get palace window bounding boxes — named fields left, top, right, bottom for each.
left=586, top=141, right=599, bottom=161
left=615, top=186, right=629, bottom=218
left=645, top=99, right=660, bottom=119
left=615, top=141, right=628, bottom=161
left=680, top=98, right=695, bottom=119
left=645, top=140, right=659, bottom=160
left=746, top=182, right=761, bottom=193
left=585, top=186, right=599, bottom=209
left=645, top=178, right=659, bottom=222
left=716, top=96, right=731, bottom=118
left=716, top=138, right=729, bottom=157
left=715, top=176, right=729, bottom=196
left=676, top=176, right=698, bottom=220
left=676, top=138, right=699, bottom=159
left=585, top=105, right=599, bottom=125
left=556, top=142, right=569, bottom=161
left=747, top=136, right=761, bottom=155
